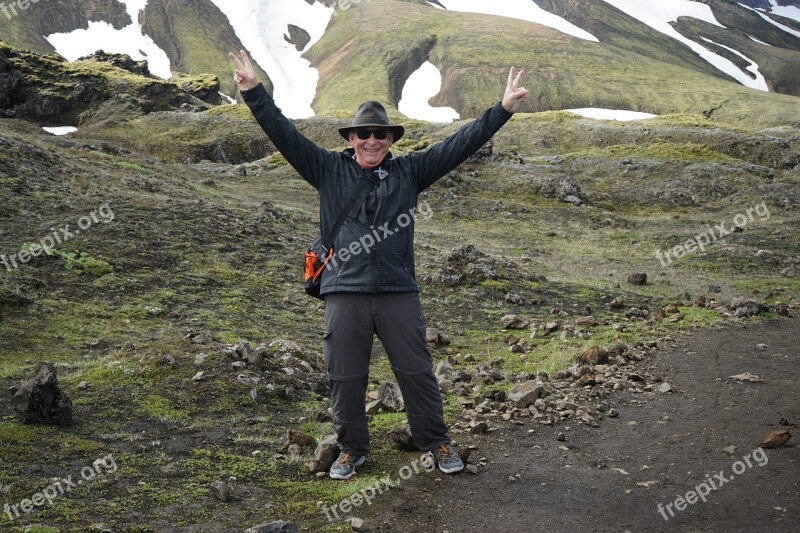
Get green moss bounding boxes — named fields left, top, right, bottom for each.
left=267, top=152, right=289, bottom=166
left=205, top=103, right=257, bottom=122
left=566, top=141, right=740, bottom=164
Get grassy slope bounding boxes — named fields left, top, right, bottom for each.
left=1, top=96, right=799, bottom=529
left=306, top=0, right=800, bottom=128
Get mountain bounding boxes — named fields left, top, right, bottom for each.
left=1, top=0, right=800, bottom=126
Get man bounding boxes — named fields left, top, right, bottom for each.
left=229, top=50, right=528, bottom=479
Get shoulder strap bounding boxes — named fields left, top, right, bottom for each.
left=321, top=178, right=376, bottom=250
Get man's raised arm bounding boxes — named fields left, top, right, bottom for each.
left=229, top=50, right=329, bottom=190
left=409, top=67, right=529, bottom=192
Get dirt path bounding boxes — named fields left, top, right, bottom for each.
left=364, top=319, right=799, bottom=532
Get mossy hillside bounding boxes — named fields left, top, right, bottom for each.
left=306, top=0, right=800, bottom=129
left=141, top=0, right=274, bottom=99
left=0, top=0, right=130, bottom=56
left=1, top=94, right=799, bottom=530
left=0, top=40, right=222, bottom=127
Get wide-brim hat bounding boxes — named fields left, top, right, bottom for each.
left=338, top=100, right=404, bottom=142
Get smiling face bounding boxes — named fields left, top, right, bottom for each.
left=349, top=128, right=394, bottom=170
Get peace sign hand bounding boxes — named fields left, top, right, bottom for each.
left=228, top=49, right=258, bottom=92
left=502, top=67, right=529, bottom=114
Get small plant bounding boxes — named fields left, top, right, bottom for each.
left=21, top=244, right=114, bottom=277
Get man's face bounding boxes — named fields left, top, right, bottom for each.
left=349, top=128, right=394, bottom=170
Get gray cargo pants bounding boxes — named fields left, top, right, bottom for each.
left=323, top=292, right=450, bottom=456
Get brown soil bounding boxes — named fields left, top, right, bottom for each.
left=362, top=318, right=800, bottom=532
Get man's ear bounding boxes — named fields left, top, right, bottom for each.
left=347, top=132, right=356, bottom=147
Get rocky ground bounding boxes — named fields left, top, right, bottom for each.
left=357, top=318, right=799, bottom=533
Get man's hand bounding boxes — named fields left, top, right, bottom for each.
left=501, top=67, right=529, bottom=114
left=228, top=49, right=258, bottom=92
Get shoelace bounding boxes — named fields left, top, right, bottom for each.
left=336, top=451, right=355, bottom=465
left=435, top=444, right=453, bottom=460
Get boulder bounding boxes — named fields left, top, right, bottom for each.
left=10, top=363, right=73, bottom=425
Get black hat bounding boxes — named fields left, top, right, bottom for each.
left=338, top=100, right=404, bottom=142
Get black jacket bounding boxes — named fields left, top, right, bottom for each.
left=242, top=83, right=513, bottom=295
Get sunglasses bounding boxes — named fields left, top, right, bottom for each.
left=354, top=128, right=390, bottom=140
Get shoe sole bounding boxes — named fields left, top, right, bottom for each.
left=329, top=456, right=365, bottom=480
left=437, top=463, right=464, bottom=474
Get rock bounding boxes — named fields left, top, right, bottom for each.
left=350, top=517, right=375, bottom=532
left=609, top=297, right=625, bottom=309
left=730, top=297, right=763, bottom=317
left=608, top=408, right=619, bottom=418
left=722, top=445, right=738, bottom=455
left=579, top=346, right=609, bottom=365
left=378, top=381, right=405, bottom=412
left=505, top=293, right=525, bottom=305
left=501, top=314, right=529, bottom=329
left=781, top=265, right=798, bottom=278
left=287, top=443, right=302, bottom=457
left=425, top=327, right=439, bottom=344
left=507, top=381, right=543, bottom=408
left=627, top=273, right=647, bottom=286
left=575, top=316, right=597, bottom=327
left=730, top=372, right=764, bottom=383
left=625, top=307, right=648, bottom=319
left=577, top=374, right=596, bottom=387
left=544, top=322, right=559, bottom=335
left=365, top=399, right=382, bottom=416
left=758, top=429, right=791, bottom=449
left=77, top=381, right=89, bottom=390
left=313, top=434, right=340, bottom=471
left=245, top=521, right=300, bottom=533
left=286, top=429, right=316, bottom=448
left=10, top=363, right=73, bottom=425
left=655, top=383, right=672, bottom=393
left=470, top=420, right=489, bottom=434
left=527, top=175, right=586, bottom=205
left=305, top=459, right=323, bottom=474
left=466, top=464, right=479, bottom=474
left=556, top=432, right=566, bottom=442
left=456, top=446, right=472, bottom=464
left=285, top=24, right=311, bottom=52
left=389, top=425, right=418, bottom=451
left=210, top=480, right=231, bottom=502
left=191, top=371, right=206, bottom=382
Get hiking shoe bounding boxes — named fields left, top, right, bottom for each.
left=430, top=443, right=464, bottom=474
left=329, top=451, right=365, bottom=480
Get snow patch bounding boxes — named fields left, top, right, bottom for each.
left=210, top=0, right=334, bottom=119
left=435, top=0, right=598, bottom=42
left=220, top=92, right=237, bottom=105
left=739, top=2, right=800, bottom=40
left=565, top=108, right=656, bottom=121
left=769, top=0, right=800, bottom=24
left=398, top=62, right=460, bottom=123
left=43, top=126, right=78, bottom=136
left=45, top=1, right=172, bottom=79
left=748, top=35, right=772, bottom=46
left=701, top=37, right=767, bottom=90
left=601, top=0, right=768, bottom=91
